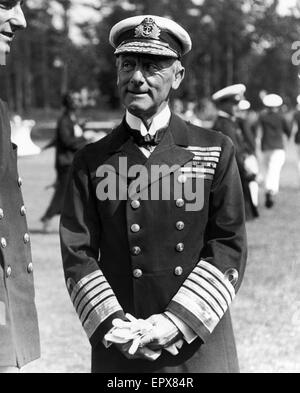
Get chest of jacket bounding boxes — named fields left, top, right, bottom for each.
left=0, top=144, right=31, bottom=269
left=89, top=153, right=217, bottom=316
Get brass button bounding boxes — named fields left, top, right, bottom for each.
left=176, top=221, right=185, bottom=231
left=0, top=208, right=4, bottom=219
left=176, top=198, right=184, bottom=208
left=18, top=177, right=23, bottom=187
left=174, top=266, right=183, bottom=276
left=131, top=246, right=141, bottom=256
left=1, top=237, right=7, bottom=248
left=224, top=268, right=239, bottom=286
left=176, top=243, right=184, bottom=252
left=178, top=174, right=187, bottom=184
left=23, top=233, right=30, bottom=244
left=131, top=224, right=140, bottom=233
left=131, top=200, right=140, bottom=209
left=133, top=269, right=143, bottom=279
left=6, top=266, right=12, bottom=278
left=27, top=263, right=33, bottom=274
left=20, top=206, right=26, bottom=216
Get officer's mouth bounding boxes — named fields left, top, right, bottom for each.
left=0, top=32, right=15, bottom=43
left=127, top=90, right=149, bottom=96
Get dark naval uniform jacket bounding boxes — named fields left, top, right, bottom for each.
left=213, top=112, right=247, bottom=171
left=60, top=114, right=247, bottom=373
left=258, top=110, right=291, bottom=151
left=294, top=111, right=300, bottom=145
left=213, top=112, right=257, bottom=221
left=236, top=117, right=256, bottom=156
left=0, top=100, right=40, bottom=367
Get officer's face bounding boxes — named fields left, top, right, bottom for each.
left=0, top=1, right=26, bottom=59
left=219, top=100, right=236, bottom=117
left=117, top=54, right=185, bottom=119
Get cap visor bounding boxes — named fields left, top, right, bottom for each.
left=114, top=41, right=178, bottom=58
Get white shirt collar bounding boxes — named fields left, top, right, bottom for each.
left=126, top=105, right=171, bottom=137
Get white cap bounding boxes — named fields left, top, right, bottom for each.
left=212, top=84, right=246, bottom=103
left=297, top=95, right=300, bottom=105
left=238, top=99, right=251, bottom=111
left=262, top=94, right=283, bottom=108
left=109, top=15, right=192, bottom=58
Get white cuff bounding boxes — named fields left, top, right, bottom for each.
left=165, top=311, right=197, bottom=344
left=102, top=329, right=113, bottom=349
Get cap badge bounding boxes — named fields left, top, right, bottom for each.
left=134, top=18, right=161, bottom=40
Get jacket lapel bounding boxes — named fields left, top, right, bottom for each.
left=141, top=114, right=194, bottom=191
left=104, top=120, right=147, bottom=177
left=103, top=115, right=194, bottom=197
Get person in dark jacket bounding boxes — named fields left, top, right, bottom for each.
left=212, top=85, right=259, bottom=220
left=60, top=15, right=247, bottom=373
left=237, top=99, right=260, bottom=215
left=41, top=92, right=94, bottom=232
left=258, top=94, right=291, bottom=208
left=293, top=96, right=300, bottom=184
left=237, top=100, right=257, bottom=155
left=0, top=0, right=40, bottom=373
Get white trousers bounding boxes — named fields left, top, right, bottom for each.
left=297, top=146, right=300, bottom=175
left=244, top=154, right=260, bottom=207
left=263, top=149, right=286, bottom=195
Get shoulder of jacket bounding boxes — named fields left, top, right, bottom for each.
left=72, top=127, right=118, bottom=164
left=186, top=121, right=234, bottom=148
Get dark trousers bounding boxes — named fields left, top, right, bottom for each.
left=42, top=166, right=70, bottom=220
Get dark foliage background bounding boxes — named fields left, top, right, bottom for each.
left=0, top=0, right=299, bottom=114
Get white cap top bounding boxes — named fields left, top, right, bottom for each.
left=262, top=94, right=283, bottom=108
left=212, top=84, right=246, bottom=103
left=238, top=99, right=251, bottom=111
left=109, top=15, right=192, bottom=58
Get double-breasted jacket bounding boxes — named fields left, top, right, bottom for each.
left=60, top=114, right=247, bottom=373
left=0, top=100, right=40, bottom=368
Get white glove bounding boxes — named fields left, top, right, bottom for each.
left=105, top=313, right=183, bottom=358
left=104, top=314, right=162, bottom=360
left=139, top=314, right=182, bottom=350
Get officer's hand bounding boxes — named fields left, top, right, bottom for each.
left=114, top=341, right=161, bottom=361
left=106, top=314, right=162, bottom=362
left=139, top=314, right=183, bottom=350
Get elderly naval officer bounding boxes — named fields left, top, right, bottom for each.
left=0, top=1, right=40, bottom=373
left=60, top=15, right=247, bottom=373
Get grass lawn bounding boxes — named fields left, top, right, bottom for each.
left=18, top=137, right=300, bottom=373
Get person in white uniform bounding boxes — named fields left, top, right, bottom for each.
left=257, top=94, right=291, bottom=208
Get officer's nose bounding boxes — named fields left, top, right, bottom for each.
left=130, top=67, right=145, bottom=87
left=11, top=4, right=27, bottom=31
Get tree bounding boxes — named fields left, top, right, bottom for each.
left=0, top=0, right=298, bottom=112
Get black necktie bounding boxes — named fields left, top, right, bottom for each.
left=128, top=127, right=168, bottom=148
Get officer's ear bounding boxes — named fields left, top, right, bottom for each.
left=172, top=61, right=185, bottom=90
